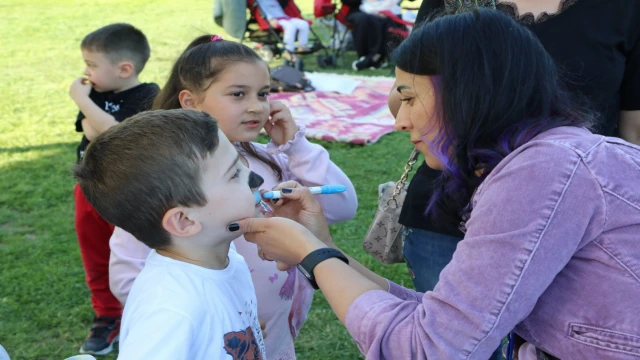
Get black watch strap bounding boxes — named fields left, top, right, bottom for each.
left=297, top=248, right=349, bottom=290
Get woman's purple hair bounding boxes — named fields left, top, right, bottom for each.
left=391, top=8, right=596, bottom=219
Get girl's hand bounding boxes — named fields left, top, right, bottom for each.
left=264, top=101, right=298, bottom=146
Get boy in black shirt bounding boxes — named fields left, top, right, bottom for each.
left=68, top=22, right=159, bottom=355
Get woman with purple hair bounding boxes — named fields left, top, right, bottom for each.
left=229, top=8, right=640, bottom=360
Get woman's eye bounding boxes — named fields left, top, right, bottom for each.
left=231, top=168, right=241, bottom=179
left=259, top=92, right=270, bottom=98
left=400, top=97, right=413, bottom=103
left=231, top=92, right=244, bottom=97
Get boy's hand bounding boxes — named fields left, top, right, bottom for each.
left=264, top=101, right=299, bottom=146
left=69, top=77, right=92, bottom=101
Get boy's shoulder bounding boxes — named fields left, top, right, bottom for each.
left=128, top=249, right=253, bottom=313
left=116, top=82, right=160, bottom=101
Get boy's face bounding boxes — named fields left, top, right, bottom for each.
left=81, top=49, right=122, bottom=93
left=189, top=131, right=264, bottom=243
left=195, top=61, right=271, bottom=143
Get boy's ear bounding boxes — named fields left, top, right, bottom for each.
left=118, top=61, right=135, bottom=79
left=178, top=90, right=197, bottom=109
left=162, top=207, right=202, bottom=237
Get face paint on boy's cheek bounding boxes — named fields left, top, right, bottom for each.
left=248, top=171, right=264, bottom=189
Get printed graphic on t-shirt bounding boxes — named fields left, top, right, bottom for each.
left=244, top=299, right=265, bottom=356
left=223, top=326, right=263, bottom=360
left=104, top=101, right=121, bottom=113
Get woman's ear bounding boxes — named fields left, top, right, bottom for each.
left=162, top=207, right=202, bottom=237
left=178, top=90, right=197, bottom=109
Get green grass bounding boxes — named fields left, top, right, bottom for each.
left=0, top=1, right=418, bottom=359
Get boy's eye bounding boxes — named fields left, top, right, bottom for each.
left=259, top=92, right=270, bottom=98
left=230, top=168, right=241, bottom=180
left=230, top=91, right=245, bottom=97
left=400, top=97, right=413, bottom=103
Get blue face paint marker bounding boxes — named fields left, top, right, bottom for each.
left=254, top=190, right=271, bottom=214
left=262, top=185, right=347, bottom=200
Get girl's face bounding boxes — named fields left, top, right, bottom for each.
left=191, top=61, right=271, bottom=143
left=393, top=67, right=445, bottom=170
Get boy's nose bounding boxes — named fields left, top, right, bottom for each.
left=248, top=171, right=264, bottom=189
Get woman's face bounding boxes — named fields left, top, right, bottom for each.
left=393, top=67, right=445, bottom=170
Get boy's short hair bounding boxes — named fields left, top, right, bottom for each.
left=73, top=109, right=220, bottom=249
left=81, top=23, right=151, bottom=74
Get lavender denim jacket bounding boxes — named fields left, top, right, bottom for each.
left=346, top=127, right=640, bottom=359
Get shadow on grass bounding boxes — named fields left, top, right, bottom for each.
left=0, top=142, right=78, bottom=154
left=0, top=143, right=100, bottom=360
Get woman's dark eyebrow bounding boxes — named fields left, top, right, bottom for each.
left=396, top=85, right=410, bottom=93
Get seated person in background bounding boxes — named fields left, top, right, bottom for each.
left=342, top=0, right=404, bottom=70
left=256, top=0, right=310, bottom=60
left=74, top=109, right=266, bottom=359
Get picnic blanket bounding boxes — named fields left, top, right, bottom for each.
left=269, top=74, right=396, bottom=145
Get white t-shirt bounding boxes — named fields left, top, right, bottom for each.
left=118, top=249, right=266, bottom=360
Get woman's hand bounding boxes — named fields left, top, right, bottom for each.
left=232, top=217, right=327, bottom=270
left=263, top=181, right=334, bottom=247
left=264, top=101, right=299, bottom=146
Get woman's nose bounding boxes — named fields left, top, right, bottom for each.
left=394, top=114, right=412, bottom=132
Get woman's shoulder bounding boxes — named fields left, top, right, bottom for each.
left=484, top=127, right=601, bottom=187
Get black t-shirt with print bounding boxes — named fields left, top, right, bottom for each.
left=75, top=82, right=160, bottom=162
left=400, top=0, right=640, bottom=236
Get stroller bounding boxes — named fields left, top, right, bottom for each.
left=243, top=0, right=338, bottom=71
left=312, top=0, right=418, bottom=68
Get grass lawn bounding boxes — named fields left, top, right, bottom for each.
left=0, top=1, right=420, bottom=359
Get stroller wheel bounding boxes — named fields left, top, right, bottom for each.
left=257, top=46, right=274, bottom=62
left=316, top=54, right=326, bottom=69
left=327, top=54, right=338, bottom=68
left=295, top=58, right=304, bottom=72
left=311, top=40, right=323, bottom=52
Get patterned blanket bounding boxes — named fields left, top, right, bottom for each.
left=270, top=74, right=396, bottom=145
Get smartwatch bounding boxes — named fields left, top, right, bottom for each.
left=297, top=248, right=349, bottom=290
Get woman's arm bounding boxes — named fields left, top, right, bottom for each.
left=242, top=141, right=604, bottom=359
left=342, top=142, right=605, bottom=359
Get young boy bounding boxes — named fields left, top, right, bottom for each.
left=68, top=23, right=159, bottom=354
left=74, top=109, right=267, bottom=359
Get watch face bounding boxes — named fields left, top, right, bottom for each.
left=297, top=264, right=311, bottom=278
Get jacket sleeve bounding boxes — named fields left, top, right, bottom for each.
left=109, top=227, right=151, bottom=304
left=266, top=127, right=358, bottom=225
